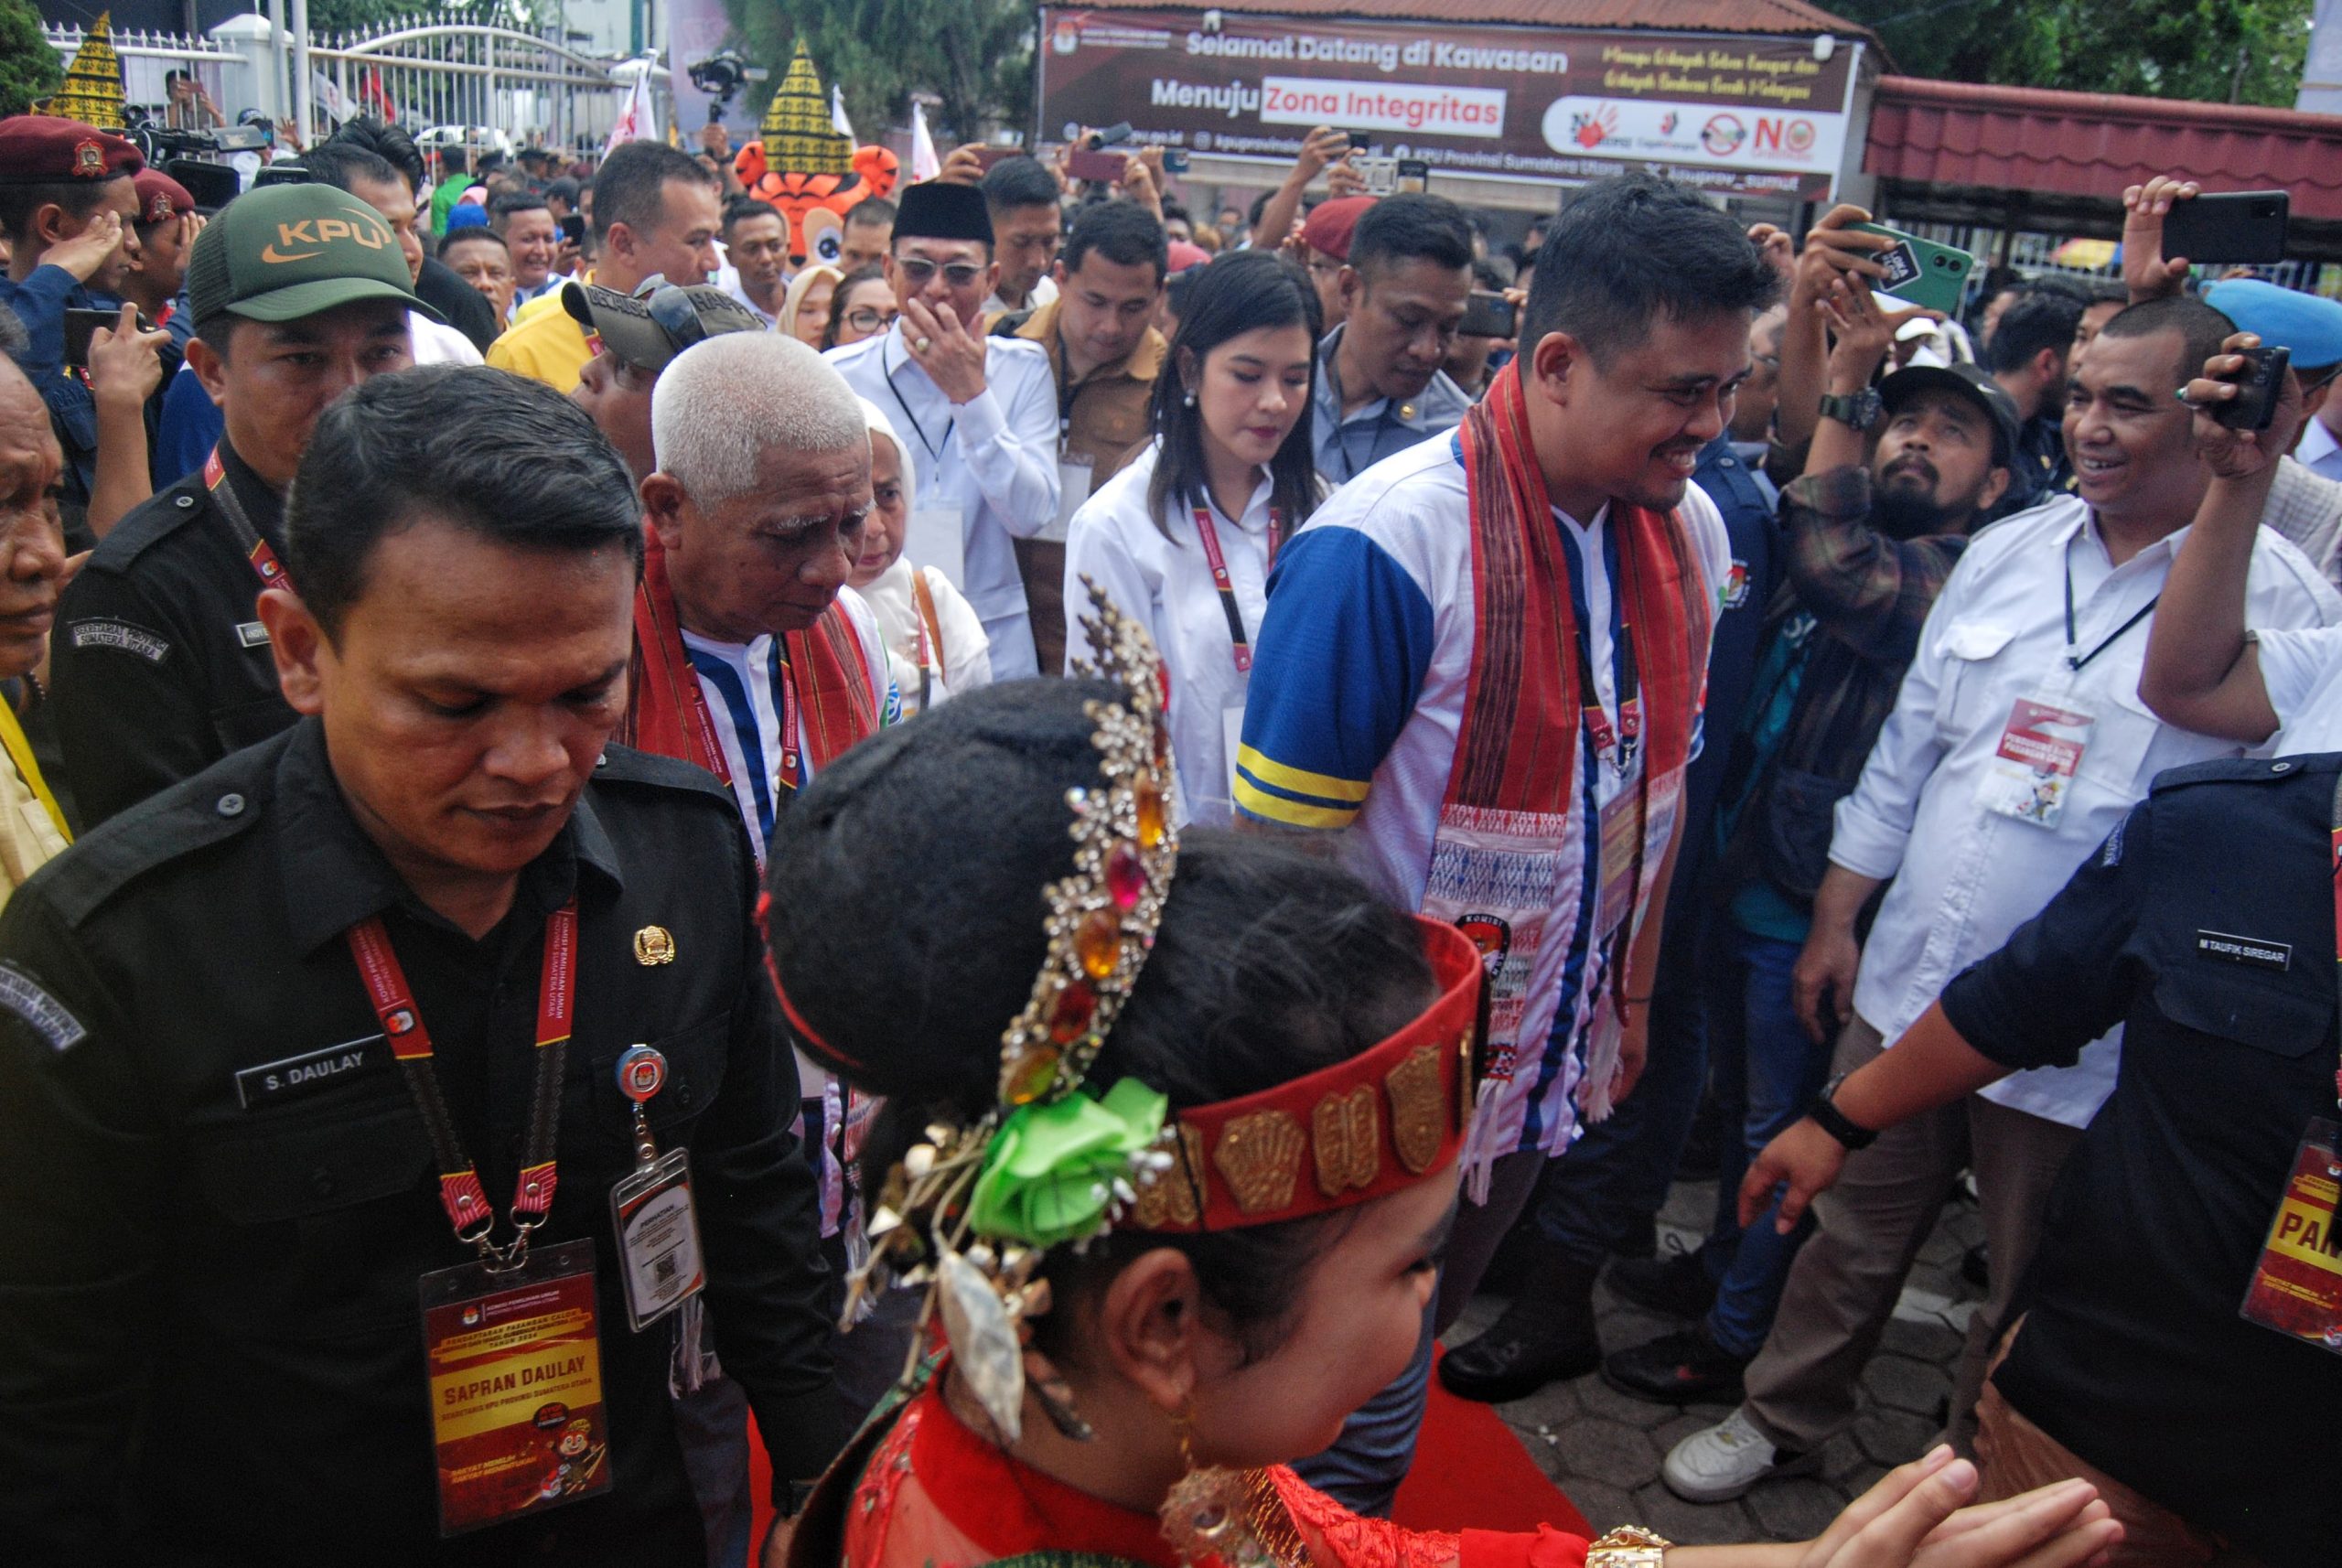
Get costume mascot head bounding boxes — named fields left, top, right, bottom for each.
left=731, top=40, right=901, bottom=270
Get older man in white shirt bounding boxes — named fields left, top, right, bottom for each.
left=825, top=181, right=1059, bottom=679
left=1665, top=295, right=2342, bottom=1502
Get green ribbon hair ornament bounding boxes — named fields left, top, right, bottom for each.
left=967, top=1078, right=1170, bottom=1248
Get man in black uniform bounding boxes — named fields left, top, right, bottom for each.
left=0, top=366, right=844, bottom=1564
left=50, top=181, right=428, bottom=828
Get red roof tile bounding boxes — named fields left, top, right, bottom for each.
left=1086, top=0, right=1865, bottom=36
left=1866, top=75, right=2342, bottom=221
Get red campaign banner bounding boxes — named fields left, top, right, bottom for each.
left=1035, top=6, right=1857, bottom=199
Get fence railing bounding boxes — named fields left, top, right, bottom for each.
left=43, top=15, right=649, bottom=156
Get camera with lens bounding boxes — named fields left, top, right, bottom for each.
left=688, top=50, right=749, bottom=125
left=123, top=104, right=273, bottom=163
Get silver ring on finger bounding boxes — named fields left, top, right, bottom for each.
left=913, top=336, right=933, bottom=353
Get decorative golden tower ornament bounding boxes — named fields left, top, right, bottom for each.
left=757, top=38, right=850, bottom=176
left=38, top=11, right=128, bottom=132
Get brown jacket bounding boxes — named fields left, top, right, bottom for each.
left=994, top=298, right=1165, bottom=673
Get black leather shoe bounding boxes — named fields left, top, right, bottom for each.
left=1606, top=1247, right=1716, bottom=1320
left=1437, top=1253, right=1601, bottom=1403
left=1601, top=1326, right=1750, bottom=1404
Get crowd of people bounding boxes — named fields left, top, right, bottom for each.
left=0, top=91, right=2337, bottom=1568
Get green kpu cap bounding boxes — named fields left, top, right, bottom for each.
left=187, top=183, right=441, bottom=328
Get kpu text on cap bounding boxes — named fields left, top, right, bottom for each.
left=186, top=183, right=440, bottom=328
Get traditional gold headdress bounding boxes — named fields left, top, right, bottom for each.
left=773, top=582, right=1485, bottom=1445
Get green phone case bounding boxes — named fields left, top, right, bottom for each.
left=1847, top=222, right=1976, bottom=316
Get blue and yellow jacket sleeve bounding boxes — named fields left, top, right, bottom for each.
left=1234, top=524, right=1434, bottom=831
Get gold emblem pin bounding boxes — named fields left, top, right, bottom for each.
left=633, top=925, right=676, bottom=966
left=1399, top=403, right=1417, bottom=421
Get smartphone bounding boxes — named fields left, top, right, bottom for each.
left=2163, top=190, right=2290, bottom=265
left=1161, top=147, right=1190, bottom=176
left=1067, top=148, right=1128, bottom=184
left=559, top=213, right=586, bottom=244
left=164, top=156, right=242, bottom=212
left=1356, top=154, right=1399, bottom=197
left=1460, top=290, right=1516, bottom=339
left=1342, top=130, right=1372, bottom=152
left=1086, top=121, right=1133, bottom=149
left=252, top=163, right=314, bottom=188
left=1396, top=157, right=1429, bottom=195
left=972, top=145, right=1016, bottom=172
left=2213, top=343, right=2291, bottom=431
left=1846, top=221, right=1974, bottom=316
left=62, top=306, right=145, bottom=370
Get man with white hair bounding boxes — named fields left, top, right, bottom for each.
left=622, top=330, right=896, bottom=865
left=619, top=331, right=899, bottom=1540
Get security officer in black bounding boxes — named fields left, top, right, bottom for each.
left=0, top=367, right=846, bottom=1565
left=50, top=180, right=430, bottom=828
left=1738, top=755, right=2342, bottom=1565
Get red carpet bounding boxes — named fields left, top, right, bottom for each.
left=1389, top=1348, right=1589, bottom=1537
left=749, top=1348, right=1588, bottom=1546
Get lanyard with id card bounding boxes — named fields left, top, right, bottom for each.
left=1194, top=500, right=1284, bottom=803
left=347, top=902, right=618, bottom=1534
left=1977, top=694, right=2095, bottom=829
left=608, top=1043, right=707, bottom=1332
left=2237, top=777, right=2342, bottom=1355
left=1981, top=557, right=2159, bottom=830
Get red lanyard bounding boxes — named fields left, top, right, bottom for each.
left=678, top=640, right=802, bottom=792
left=348, top=898, right=579, bottom=1262
left=204, top=446, right=292, bottom=592
left=1190, top=501, right=1284, bottom=673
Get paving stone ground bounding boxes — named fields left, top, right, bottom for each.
left=1445, top=1176, right=1987, bottom=1545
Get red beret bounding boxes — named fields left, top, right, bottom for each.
left=1166, top=239, right=1212, bottom=274
left=131, top=166, right=193, bottom=225
left=0, top=114, right=144, bottom=186
left=1300, top=196, right=1375, bottom=263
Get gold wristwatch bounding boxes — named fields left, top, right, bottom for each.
left=1585, top=1525, right=1672, bottom=1567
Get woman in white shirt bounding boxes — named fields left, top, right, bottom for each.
left=850, top=398, right=993, bottom=714
left=1062, top=250, right=1321, bottom=824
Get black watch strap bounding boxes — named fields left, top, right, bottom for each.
left=1817, top=390, right=1878, bottom=431
left=1807, top=1073, right=1878, bottom=1152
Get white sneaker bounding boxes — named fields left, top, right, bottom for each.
left=1662, top=1406, right=1822, bottom=1502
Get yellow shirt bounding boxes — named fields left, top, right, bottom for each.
left=486, top=273, right=594, bottom=392
left=0, top=701, right=69, bottom=910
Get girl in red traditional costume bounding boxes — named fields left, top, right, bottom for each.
left=762, top=596, right=2126, bottom=1568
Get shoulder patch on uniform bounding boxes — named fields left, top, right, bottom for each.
left=66, top=617, right=172, bottom=662
left=0, top=961, right=86, bottom=1052
left=2151, top=755, right=2332, bottom=796
left=36, top=758, right=277, bottom=929
left=83, top=476, right=209, bottom=571
left=590, top=742, right=736, bottom=801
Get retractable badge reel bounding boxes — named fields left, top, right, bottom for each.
left=608, top=1045, right=708, bottom=1332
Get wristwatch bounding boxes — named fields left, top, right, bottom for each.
left=1818, top=386, right=1883, bottom=432
left=1807, top=1072, right=1879, bottom=1152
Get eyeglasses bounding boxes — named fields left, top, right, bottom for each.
left=895, top=257, right=985, bottom=290
left=844, top=306, right=897, bottom=333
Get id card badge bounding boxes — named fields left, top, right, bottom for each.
left=1043, top=450, right=1095, bottom=544
left=419, top=1237, right=610, bottom=1535
left=1593, top=786, right=1642, bottom=943
left=1978, top=693, right=2096, bottom=828
left=610, top=1146, right=707, bottom=1332
left=2240, top=1116, right=2342, bottom=1354
left=905, top=505, right=966, bottom=590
